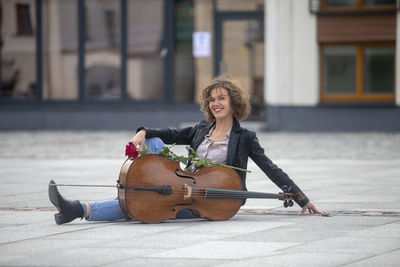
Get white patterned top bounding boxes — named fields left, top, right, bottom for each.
left=195, top=126, right=232, bottom=165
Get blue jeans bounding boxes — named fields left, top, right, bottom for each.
left=85, top=137, right=194, bottom=221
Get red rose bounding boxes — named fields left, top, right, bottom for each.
left=125, top=142, right=139, bottom=158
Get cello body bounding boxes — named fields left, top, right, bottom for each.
left=117, top=154, right=243, bottom=223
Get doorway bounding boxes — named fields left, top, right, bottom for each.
left=214, top=10, right=265, bottom=119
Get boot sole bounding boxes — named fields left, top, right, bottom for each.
left=54, top=213, right=67, bottom=225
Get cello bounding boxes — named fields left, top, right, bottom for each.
left=117, top=154, right=302, bottom=223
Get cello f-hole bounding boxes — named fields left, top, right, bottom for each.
left=175, top=168, right=196, bottom=182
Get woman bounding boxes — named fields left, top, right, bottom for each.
left=49, top=76, right=321, bottom=225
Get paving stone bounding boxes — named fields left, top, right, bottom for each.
left=148, top=241, right=298, bottom=260
left=217, top=252, right=364, bottom=267
left=345, top=249, right=400, bottom=267
left=286, top=236, right=400, bottom=255
left=104, top=257, right=229, bottom=267
left=349, top=221, right=400, bottom=239
left=1, top=247, right=162, bottom=267
left=177, top=219, right=294, bottom=235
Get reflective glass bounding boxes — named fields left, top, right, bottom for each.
left=363, top=47, right=394, bottom=93
left=84, top=0, right=121, bottom=101
left=43, top=0, right=78, bottom=100
left=216, top=0, right=264, bottom=11
left=1, top=1, right=36, bottom=99
left=174, top=0, right=194, bottom=103
left=324, top=0, right=357, bottom=6
left=127, top=0, right=164, bottom=101
left=322, top=46, right=356, bottom=94
left=364, top=0, right=395, bottom=5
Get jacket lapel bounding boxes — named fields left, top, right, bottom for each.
left=192, top=122, right=214, bottom=151
left=227, top=120, right=241, bottom=166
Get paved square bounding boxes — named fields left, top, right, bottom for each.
left=0, top=131, right=399, bottom=266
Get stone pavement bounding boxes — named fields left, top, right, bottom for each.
left=0, top=128, right=399, bottom=266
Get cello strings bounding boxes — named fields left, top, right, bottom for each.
left=135, top=188, right=284, bottom=200
left=51, top=184, right=285, bottom=200
left=130, top=188, right=241, bottom=198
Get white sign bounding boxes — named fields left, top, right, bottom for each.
left=193, top=32, right=211, bottom=58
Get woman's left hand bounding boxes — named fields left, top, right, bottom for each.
left=301, top=201, right=322, bottom=214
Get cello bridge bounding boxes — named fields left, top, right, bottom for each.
left=183, top=184, right=192, bottom=200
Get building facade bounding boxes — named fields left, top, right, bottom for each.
left=0, top=0, right=399, bottom=130
left=266, top=0, right=399, bottom=131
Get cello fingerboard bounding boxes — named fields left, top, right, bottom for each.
left=205, top=188, right=284, bottom=200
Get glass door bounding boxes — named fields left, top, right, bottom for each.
left=215, top=12, right=265, bottom=119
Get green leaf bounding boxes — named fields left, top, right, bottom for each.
left=157, top=145, right=251, bottom=173
left=204, top=158, right=212, bottom=165
left=212, top=162, right=251, bottom=173
left=143, top=142, right=148, bottom=152
left=187, top=146, right=196, bottom=155
left=159, top=147, right=170, bottom=157
left=195, top=161, right=202, bottom=167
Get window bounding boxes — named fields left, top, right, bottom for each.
left=322, top=46, right=356, bottom=94
left=105, top=10, right=117, bottom=48
left=127, top=0, right=164, bottom=101
left=364, top=0, right=396, bottom=5
left=174, top=0, right=194, bottom=103
left=324, top=0, right=357, bottom=7
left=1, top=4, right=36, bottom=99
left=321, top=0, right=396, bottom=10
left=363, top=47, right=394, bottom=93
left=43, top=0, right=79, bottom=100
left=216, top=0, right=264, bottom=11
left=85, top=0, right=121, bottom=101
left=320, top=43, right=395, bottom=102
left=16, top=4, right=33, bottom=36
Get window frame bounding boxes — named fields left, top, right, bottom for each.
left=319, top=42, right=396, bottom=102
left=320, top=0, right=397, bottom=12
left=1, top=0, right=182, bottom=105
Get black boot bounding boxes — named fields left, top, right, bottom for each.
left=48, top=180, right=84, bottom=225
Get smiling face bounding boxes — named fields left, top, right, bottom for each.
left=200, top=76, right=251, bottom=123
left=209, top=87, right=233, bottom=121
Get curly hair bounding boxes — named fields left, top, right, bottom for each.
left=200, top=75, right=251, bottom=123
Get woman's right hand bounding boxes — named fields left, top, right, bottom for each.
left=131, top=130, right=146, bottom=150
left=300, top=201, right=322, bottom=215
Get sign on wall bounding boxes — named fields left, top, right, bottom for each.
left=193, top=32, right=211, bottom=58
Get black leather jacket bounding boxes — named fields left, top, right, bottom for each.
left=141, top=120, right=309, bottom=207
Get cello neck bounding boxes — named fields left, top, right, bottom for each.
left=205, top=188, right=284, bottom=200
